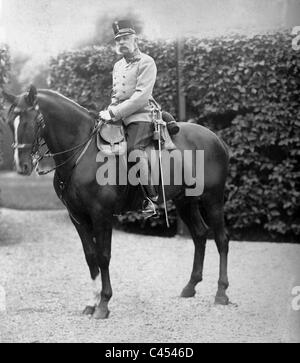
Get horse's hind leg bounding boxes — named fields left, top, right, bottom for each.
left=175, top=200, right=208, bottom=298
left=204, top=198, right=230, bottom=305
left=73, top=221, right=100, bottom=315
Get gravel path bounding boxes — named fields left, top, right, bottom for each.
left=0, top=208, right=299, bottom=343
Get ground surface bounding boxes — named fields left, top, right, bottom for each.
left=0, top=208, right=299, bottom=343
left=0, top=172, right=63, bottom=210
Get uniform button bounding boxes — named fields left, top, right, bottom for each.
left=123, top=76, right=126, bottom=78
left=122, top=83, right=125, bottom=86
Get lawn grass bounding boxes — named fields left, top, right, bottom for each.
left=0, top=171, right=64, bottom=210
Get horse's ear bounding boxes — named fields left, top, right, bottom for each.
left=2, top=90, right=17, bottom=105
left=26, top=85, right=37, bottom=106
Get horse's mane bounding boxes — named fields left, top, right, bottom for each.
left=38, top=89, right=92, bottom=119
left=7, top=103, right=16, bottom=120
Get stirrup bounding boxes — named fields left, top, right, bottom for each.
left=142, top=198, right=158, bottom=219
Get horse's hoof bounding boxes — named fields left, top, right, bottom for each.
left=214, top=294, right=229, bottom=305
left=93, top=307, right=110, bottom=320
left=82, top=305, right=95, bottom=315
left=181, top=286, right=196, bottom=298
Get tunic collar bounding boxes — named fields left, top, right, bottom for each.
left=124, top=49, right=141, bottom=64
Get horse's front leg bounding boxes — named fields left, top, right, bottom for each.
left=72, top=221, right=101, bottom=315
left=92, top=220, right=113, bottom=320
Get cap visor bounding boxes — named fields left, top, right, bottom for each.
left=114, top=31, right=136, bottom=39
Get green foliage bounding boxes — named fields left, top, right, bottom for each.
left=50, top=46, right=117, bottom=110
left=0, top=45, right=10, bottom=110
left=182, top=32, right=300, bottom=238
left=0, top=45, right=11, bottom=204
left=49, top=31, right=300, bottom=239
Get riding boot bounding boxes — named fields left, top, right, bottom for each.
left=162, top=111, right=180, bottom=135
left=139, top=154, right=158, bottom=218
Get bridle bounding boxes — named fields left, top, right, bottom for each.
left=11, top=102, right=100, bottom=176
left=10, top=99, right=102, bottom=226
left=11, top=103, right=45, bottom=152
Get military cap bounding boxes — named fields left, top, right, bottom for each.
left=112, top=20, right=136, bottom=39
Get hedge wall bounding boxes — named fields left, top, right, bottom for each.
left=0, top=45, right=12, bottom=206
left=183, top=32, right=300, bottom=239
left=49, top=31, right=300, bottom=240
left=0, top=45, right=10, bottom=107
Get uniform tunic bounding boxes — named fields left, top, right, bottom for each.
left=108, top=50, right=157, bottom=126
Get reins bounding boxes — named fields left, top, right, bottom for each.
left=12, top=102, right=100, bottom=176
left=33, top=125, right=98, bottom=176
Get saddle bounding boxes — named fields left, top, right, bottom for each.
left=97, top=121, right=127, bottom=156
left=96, top=118, right=176, bottom=156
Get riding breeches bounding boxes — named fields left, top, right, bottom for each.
left=125, top=121, right=153, bottom=153
left=124, top=121, right=157, bottom=200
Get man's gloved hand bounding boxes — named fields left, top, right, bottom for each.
left=99, top=110, right=112, bottom=122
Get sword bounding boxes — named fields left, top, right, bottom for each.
left=154, top=110, right=170, bottom=228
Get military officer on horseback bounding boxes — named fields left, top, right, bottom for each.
left=99, top=19, right=179, bottom=217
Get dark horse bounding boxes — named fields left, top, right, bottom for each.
left=4, top=86, right=230, bottom=319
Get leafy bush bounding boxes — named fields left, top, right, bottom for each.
left=49, top=31, right=300, bottom=239
left=0, top=45, right=10, bottom=106
left=0, top=45, right=12, bottom=208
left=182, top=32, right=300, bottom=238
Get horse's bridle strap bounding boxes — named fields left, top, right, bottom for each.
left=11, top=143, right=32, bottom=149
left=12, top=103, right=45, bottom=152
left=13, top=100, right=98, bottom=176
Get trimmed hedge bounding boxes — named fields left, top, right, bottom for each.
left=49, top=31, right=300, bottom=239
left=0, top=45, right=10, bottom=108
left=183, top=32, right=300, bottom=238
left=0, top=45, right=12, bottom=207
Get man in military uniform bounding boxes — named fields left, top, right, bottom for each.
left=99, top=20, right=179, bottom=217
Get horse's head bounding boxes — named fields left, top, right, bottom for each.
left=3, top=85, right=41, bottom=175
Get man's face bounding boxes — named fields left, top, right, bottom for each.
left=115, top=34, right=137, bottom=55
